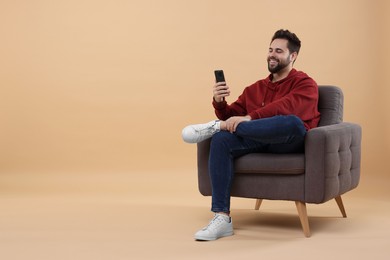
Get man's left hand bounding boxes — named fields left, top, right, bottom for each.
left=225, top=116, right=251, bottom=133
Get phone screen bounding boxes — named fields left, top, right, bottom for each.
left=214, top=70, right=225, bottom=83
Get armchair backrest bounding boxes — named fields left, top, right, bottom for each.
left=317, top=85, right=344, bottom=127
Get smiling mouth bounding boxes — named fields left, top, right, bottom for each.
left=269, top=59, right=278, bottom=66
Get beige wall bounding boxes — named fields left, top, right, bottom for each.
left=382, top=0, right=390, bottom=170
left=0, top=0, right=388, bottom=175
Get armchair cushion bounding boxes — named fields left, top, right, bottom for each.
left=235, top=153, right=304, bottom=175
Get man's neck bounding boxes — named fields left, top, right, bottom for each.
left=272, top=67, right=293, bottom=83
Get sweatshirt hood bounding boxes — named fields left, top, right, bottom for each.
left=267, top=69, right=298, bottom=90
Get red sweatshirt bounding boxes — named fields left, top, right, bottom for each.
left=213, top=69, right=321, bottom=130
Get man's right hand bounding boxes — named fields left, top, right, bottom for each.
left=213, top=82, right=230, bottom=102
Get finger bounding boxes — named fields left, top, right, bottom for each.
left=215, top=82, right=226, bottom=86
left=215, top=92, right=229, bottom=99
left=215, top=85, right=229, bottom=91
left=233, top=118, right=244, bottom=132
left=227, top=123, right=232, bottom=132
left=232, top=122, right=237, bottom=132
left=227, top=121, right=234, bottom=133
left=231, top=120, right=238, bottom=132
left=231, top=121, right=237, bottom=133
left=216, top=87, right=230, bottom=96
left=216, top=85, right=229, bottom=92
left=214, top=91, right=229, bottom=99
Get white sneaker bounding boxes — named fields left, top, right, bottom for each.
left=194, top=213, right=234, bottom=241
left=182, top=120, right=221, bottom=143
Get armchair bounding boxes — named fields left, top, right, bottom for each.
left=197, top=85, right=362, bottom=237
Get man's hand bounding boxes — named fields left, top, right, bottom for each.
left=224, top=116, right=251, bottom=133
left=213, top=82, right=230, bottom=102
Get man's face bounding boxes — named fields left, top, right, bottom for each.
left=267, top=38, right=295, bottom=74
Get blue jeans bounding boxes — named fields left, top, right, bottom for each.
left=209, top=115, right=307, bottom=213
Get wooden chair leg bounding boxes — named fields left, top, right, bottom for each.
left=295, top=201, right=311, bottom=237
left=254, top=199, right=263, bottom=210
left=335, top=196, right=347, bottom=218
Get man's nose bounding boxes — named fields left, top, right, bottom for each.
left=268, top=51, right=277, bottom=58
left=268, top=53, right=276, bottom=59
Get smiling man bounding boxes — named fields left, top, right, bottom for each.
left=182, top=29, right=321, bottom=241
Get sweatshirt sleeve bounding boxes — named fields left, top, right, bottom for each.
left=247, top=77, right=319, bottom=122
left=212, top=93, right=248, bottom=120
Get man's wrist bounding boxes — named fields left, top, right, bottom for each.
left=213, top=97, right=224, bottom=103
left=213, top=98, right=227, bottom=109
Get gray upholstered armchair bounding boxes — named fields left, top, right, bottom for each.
left=197, top=85, right=362, bottom=237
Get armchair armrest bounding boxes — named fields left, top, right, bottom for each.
left=197, top=139, right=212, bottom=196
left=304, top=122, right=362, bottom=203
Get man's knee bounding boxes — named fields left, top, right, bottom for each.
left=285, top=115, right=306, bottom=136
left=210, top=131, right=235, bottom=147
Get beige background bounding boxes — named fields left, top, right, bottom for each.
left=0, top=0, right=389, bottom=259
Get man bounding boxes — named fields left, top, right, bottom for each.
left=182, top=29, right=320, bottom=241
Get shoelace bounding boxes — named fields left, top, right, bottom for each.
left=195, top=122, right=216, bottom=134
left=203, top=215, right=225, bottom=231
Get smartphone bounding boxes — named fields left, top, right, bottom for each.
left=214, top=70, right=226, bottom=84
left=214, top=70, right=227, bottom=101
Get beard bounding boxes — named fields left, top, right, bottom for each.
left=267, top=56, right=291, bottom=73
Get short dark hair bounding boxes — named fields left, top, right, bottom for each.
left=271, top=29, right=301, bottom=54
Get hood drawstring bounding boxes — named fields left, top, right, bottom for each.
left=262, top=80, right=272, bottom=107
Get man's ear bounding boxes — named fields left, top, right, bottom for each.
left=291, top=52, right=298, bottom=63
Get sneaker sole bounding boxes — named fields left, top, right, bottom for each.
left=194, top=231, right=234, bottom=241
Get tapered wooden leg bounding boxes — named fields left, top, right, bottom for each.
left=335, top=196, right=347, bottom=218
left=295, top=201, right=311, bottom=237
left=254, top=199, right=263, bottom=210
